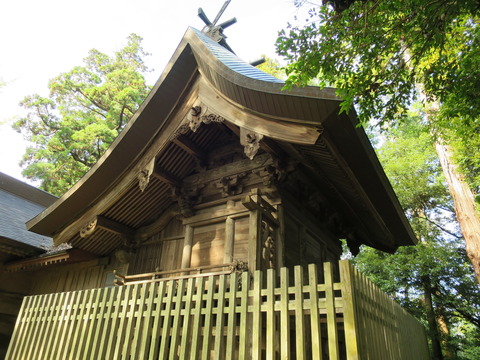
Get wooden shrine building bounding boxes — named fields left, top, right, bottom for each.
left=3, top=13, right=429, bottom=360
left=24, top=26, right=416, bottom=274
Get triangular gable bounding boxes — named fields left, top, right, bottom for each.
left=26, top=27, right=416, bottom=255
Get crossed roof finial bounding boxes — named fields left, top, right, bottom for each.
left=198, top=1, right=237, bottom=52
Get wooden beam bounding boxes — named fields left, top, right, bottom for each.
left=96, top=216, right=135, bottom=237
left=152, top=164, right=182, bottom=187
left=134, top=207, right=180, bottom=242
left=172, top=135, right=205, bottom=159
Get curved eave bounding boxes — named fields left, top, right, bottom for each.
left=27, top=27, right=337, bottom=237
left=27, top=27, right=416, bottom=251
left=187, top=28, right=341, bottom=125
left=321, top=111, right=417, bottom=250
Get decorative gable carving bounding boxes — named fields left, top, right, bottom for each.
left=240, top=127, right=263, bottom=160
left=172, top=105, right=226, bottom=139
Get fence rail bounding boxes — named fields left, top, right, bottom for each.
left=6, top=261, right=429, bottom=359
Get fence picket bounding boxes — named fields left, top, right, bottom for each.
left=238, top=271, right=250, bottom=360
left=133, top=283, right=154, bottom=360
left=5, top=261, right=430, bottom=360
left=179, top=277, right=195, bottom=359
left=324, top=262, right=339, bottom=360
left=294, top=266, right=306, bottom=360
left=213, top=274, right=227, bottom=360
left=24, top=291, right=47, bottom=358
left=225, top=272, right=238, bottom=359
left=169, top=279, right=185, bottom=360
left=93, top=286, right=117, bottom=359
left=265, top=268, right=276, bottom=360
left=308, top=264, right=322, bottom=360
left=339, top=261, right=359, bottom=360
left=251, top=270, right=262, bottom=360
left=190, top=276, right=205, bottom=360
left=159, top=279, right=176, bottom=360
left=201, top=276, right=216, bottom=360
left=148, top=281, right=166, bottom=359
left=279, top=267, right=290, bottom=359
left=105, top=285, right=125, bottom=359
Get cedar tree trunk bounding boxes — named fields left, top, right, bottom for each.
left=435, top=142, right=480, bottom=284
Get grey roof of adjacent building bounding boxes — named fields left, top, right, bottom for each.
left=0, top=172, right=56, bottom=250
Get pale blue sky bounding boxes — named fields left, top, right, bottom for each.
left=0, top=0, right=304, bottom=182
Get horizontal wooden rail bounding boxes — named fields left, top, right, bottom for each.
left=113, top=262, right=242, bottom=285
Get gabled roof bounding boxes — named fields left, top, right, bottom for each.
left=26, top=27, right=416, bottom=254
left=0, top=172, right=56, bottom=256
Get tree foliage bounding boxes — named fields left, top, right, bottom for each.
left=276, top=0, right=480, bottom=192
left=351, top=118, right=480, bottom=358
left=13, top=34, right=151, bottom=195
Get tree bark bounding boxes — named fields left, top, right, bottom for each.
left=435, top=142, right=480, bottom=284
left=422, top=276, right=444, bottom=360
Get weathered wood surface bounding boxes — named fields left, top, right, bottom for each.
left=6, top=261, right=429, bottom=360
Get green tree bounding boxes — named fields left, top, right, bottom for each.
left=276, top=0, right=480, bottom=283
left=13, top=34, right=151, bottom=196
left=352, top=118, right=480, bottom=359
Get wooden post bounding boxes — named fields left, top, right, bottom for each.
left=339, top=260, right=359, bottom=360
left=248, top=208, right=262, bottom=274
left=277, top=205, right=285, bottom=269
left=224, top=216, right=235, bottom=263
left=181, top=225, right=194, bottom=269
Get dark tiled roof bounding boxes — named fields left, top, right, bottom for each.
left=0, top=173, right=55, bottom=250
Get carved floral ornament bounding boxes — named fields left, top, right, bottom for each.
left=172, top=105, right=266, bottom=160
left=172, top=105, right=226, bottom=139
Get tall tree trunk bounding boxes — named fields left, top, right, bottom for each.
left=435, top=142, right=480, bottom=284
left=422, top=276, right=444, bottom=360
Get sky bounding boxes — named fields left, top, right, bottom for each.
left=0, top=0, right=305, bottom=183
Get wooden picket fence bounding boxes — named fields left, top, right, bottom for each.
left=5, top=261, right=429, bottom=359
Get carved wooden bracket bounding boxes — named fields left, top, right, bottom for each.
left=171, top=185, right=203, bottom=218
left=137, top=158, right=156, bottom=192
left=215, top=172, right=247, bottom=197
left=173, top=105, right=226, bottom=138
left=240, top=127, right=264, bottom=160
